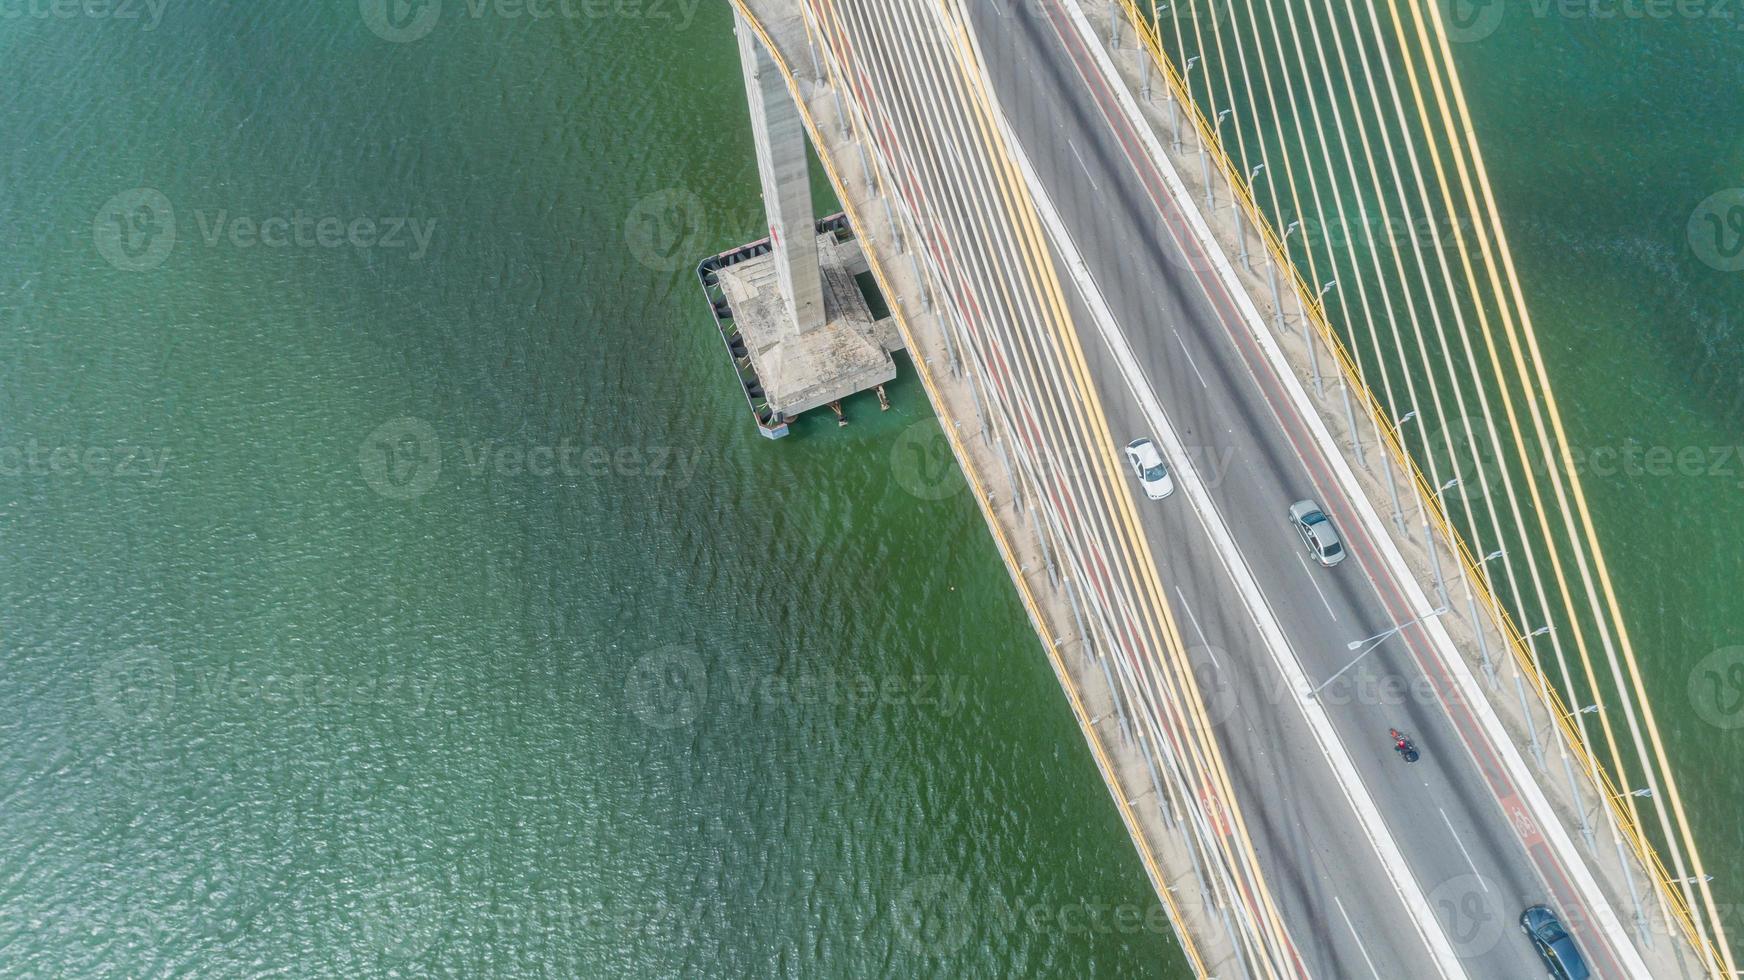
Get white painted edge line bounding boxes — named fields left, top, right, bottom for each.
left=1054, top=2, right=1650, bottom=975
left=965, top=25, right=1463, bottom=980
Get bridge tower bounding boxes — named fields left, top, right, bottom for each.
left=735, top=9, right=827, bottom=339
left=695, top=11, right=902, bottom=439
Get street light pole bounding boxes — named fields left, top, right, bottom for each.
left=1204, top=107, right=1229, bottom=210
left=1378, top=409, right=1415, bottom=532
left=1175, top=56, right=1199, bottom=153
left=1426, top=477, right=1458, bottom=606
left=1237, top=164, right=1264, bottom=271
left=1462, top=553, right=1502, bottom=690
left=1268, top=219, right=1295, bottom=334
left=1307, top=607, right=1448, bottom=699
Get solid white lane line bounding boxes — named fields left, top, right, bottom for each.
left=1068, top=138, right=1099, bottom=191
left=1297, top=553, right=1338, bottom=622
left=806, top=11, right=1290, bottom=971
left=985, top=12, right=1462, bottom=978
left=1334, top=895, right=1384, bottom=980
left=866, top=11, right=1277, bottom=954
left=1175, top=585, right=1219, bottom=667
left=1173, top=328, right=1210, bottom=389
left=1049, top=4, right=1647, bottom=974
left=1439, top=808, right=1489, bottom=892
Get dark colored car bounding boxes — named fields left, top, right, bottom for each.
left=1520, top=905, right=1590, bottom=980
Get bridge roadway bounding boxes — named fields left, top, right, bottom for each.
left=961, top=1, right=1650, bottom=976
left=774, top=0, right=1664, bottom=973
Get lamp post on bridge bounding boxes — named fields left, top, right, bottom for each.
left=1462, top=548, right=1506, bottom=692
left=1306, top=606, right=1448, bottom=700
left=1235, top=163, right=1264, bottom=272
left=1275, top=218, right=1324, bottom=397
left=1267, top=218, right=1298, bottom=333
left=1372, top=408, right=1412, bottom=535
left=1204, top=107, right=1230, bottom=210
left=1424, top=477, right=1459, bottom=608
left=1172, top=55, right=1199, bottom=152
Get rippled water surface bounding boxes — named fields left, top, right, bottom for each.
left=2, top=1, right=1740, bottom=977
left=0, top=3, right=1187, bottom=976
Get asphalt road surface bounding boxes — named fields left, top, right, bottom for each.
left=961, top=1, right=1645, bottom=975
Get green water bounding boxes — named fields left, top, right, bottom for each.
left=0, top=3, right=1186, bottom=976
left=4, top=1, right=1739, bottom=977
left=1449, top=0, right=1744, bottom=920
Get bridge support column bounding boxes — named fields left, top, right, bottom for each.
left=699, top=13, right=900, bottom=436
left=736, top=8, right=826, bottom=338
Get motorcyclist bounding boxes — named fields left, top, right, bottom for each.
left=1390, top=728, right=1419, bottom=763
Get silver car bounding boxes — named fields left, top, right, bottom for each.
left=1288, top=499, right=1346, bottom=566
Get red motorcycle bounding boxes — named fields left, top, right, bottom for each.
left=1390, top=728, right=1421, bottom=763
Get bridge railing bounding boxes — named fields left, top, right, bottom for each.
left=1106, top=0, right=1721, bottom=970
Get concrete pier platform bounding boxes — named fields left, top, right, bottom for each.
left=698, top=214, right=902, bottom=438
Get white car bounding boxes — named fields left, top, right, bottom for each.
left=1124, top=437, right=1174, bottom=500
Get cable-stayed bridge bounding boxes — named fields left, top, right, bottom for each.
left=707, top=0, right=1734, bottom=975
